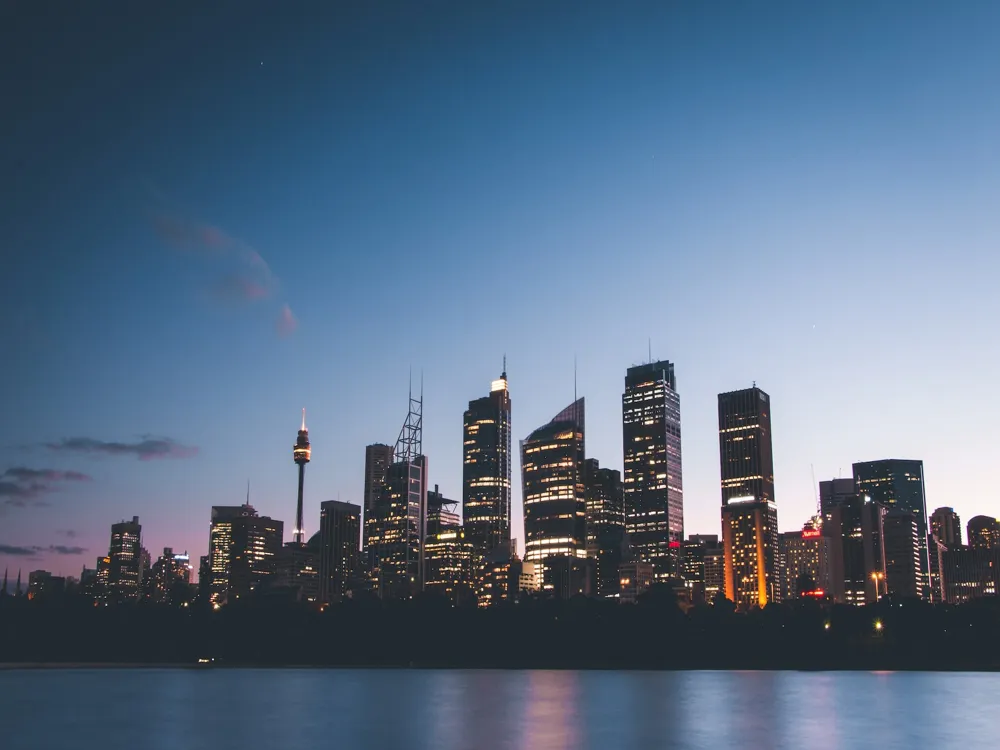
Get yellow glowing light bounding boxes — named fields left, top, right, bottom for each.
left=824, top=622, right=830, bottom=630
left=874, top=620, right=883, bottom=631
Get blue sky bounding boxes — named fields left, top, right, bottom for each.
left=2, top=1, right=999, bottom=578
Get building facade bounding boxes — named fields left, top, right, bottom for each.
left=820, top=485, right=887, bottom=605
left=780, top=523, right=832, bottom=598
left=318, top=500, right=361, bottom=604
left=622, top=360, right=683, bottom=579
left=718, top=387, right=779, bottom=609
left=930, top=507, right=962, bottom=549
left=107, top=516, right=143, bottom=602
left=966, top=516, right=1000, bottom=550
left=462, top=369, right=512, bottom=558
left=882, top=510, right=921, bottom=598
left=853, top=459, right=929, bottom=598
left=362, top=443, right=394, bottom=561
left=584, top=458, right=626, bottom=598
left=367, top=455, right=428, bottom=599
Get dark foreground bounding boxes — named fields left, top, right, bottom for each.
left=2, top=595, right=999, bottom=670
left=2, top=668, right=999, bottom=750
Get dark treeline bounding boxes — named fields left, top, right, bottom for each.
left=2, top=594, right=999, bottom=671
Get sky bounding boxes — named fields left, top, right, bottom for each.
left=2, top=1, right=1000, bottom=580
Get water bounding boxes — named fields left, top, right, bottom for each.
left=0, top=669, right=995, bottom=749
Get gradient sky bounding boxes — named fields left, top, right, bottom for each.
left=3, top=1, right=999, bottom=580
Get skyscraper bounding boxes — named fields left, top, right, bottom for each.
left=521, top=398, right=587, bottom=585
left=208, top=504, right=256, bottom=605
left=780, top=522, right=832, bottom=598
left=362, top=443, right=394, bottom=563
left=293, top=409, right=311, bottom=544
left=462, top=367, right=512, bottom=558
left=718, top=386, right=779, bottom=609
left=853, top=460, right=929, bottom=598
left=930, top=507, right=962, bottom=548
left=622, top=360, right=683, bottom=579
left=966, top=515, right=1000, bottom=550
left=584, top=458, right=625, bottom=598
left=208, top=502, right=282, bottom=604
left=318, top=500, right=361, bottom=604
left=882, top=510, right=921, bottom=598
left=107, top=516, right=142, bottom=602
left=367, top=384, right=427, bottom=599
left=820, top=483, right=887, bottom=605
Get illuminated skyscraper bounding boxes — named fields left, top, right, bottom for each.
left=362, top=443, right=393, bottom=565
left=462, top=366, right=512, bottom=558
left=208, top=503, right=255, bottom=605
left=208, top=500, right=282, bottom=605
left=292, top=409, right=311, bottom=544
left=107, top=516, right=142, bottom=602
left=930, top=507, right=962, bottom=549
left=718, top=386, right=779, bottom=609
left=318, top=500, right=361, bottom=604
left=853, top=459, right=929, bottom=598
left=584, top=458, right=625, bottom=598
left=367, top=382, right=428, bottom=599
left=820, top=482, right=887, bottom=605
left=521, top=398, right=587, bottom=586
left=622, top=360, right=683, bottom=578
left=882, top=510, right=921, bottom=598
left=779, top=522, right=832, bottom=598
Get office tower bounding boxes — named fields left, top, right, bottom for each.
left=462, top=366, right=512, bottom=558
left=780, top=521, right=832, bottom=598
left=27, top=571, right=65, bottom=601
left=619, top=560, right=655, bottom=604
left=521, top=398, right=587, bottom=587
left=928, top=535, right=947, bottom=603
left=274, top=538, right=320, bottom=603
left=427, top=485, right=461, bottom=536
left=107, top=516, right=142, bottom=602
left=718, top=386, right=779, bottom=609
left=424, top=527, right=475, bottom=604
left=95, top=556, right=111, bottom=601
left=930, top=507, right=962, bottom=549
left=292, top=409, right=311, bottom=543
left=208, top=502, right=282, bottom=604
left=966, top=516, right=1000, bottom=550
left=942, top=547, right=1000, bottom=603
left=853, top=460, right=929, bottom=597
left=584, top=458, right=626, bottom=598
left=318, top=500, right=361, bottom=604
left=622, top=360, right=683, bottom=579
left=681, top=536, right=717, bottom=603
left=820, top=482, right=887, bottom=605
left=147, top=548, right=193, bottom=605
left=882, top=511, right=921, bottom=598
left=197, top=556, right=211, bottom=603
left=367, top=384, right=428, bottom=599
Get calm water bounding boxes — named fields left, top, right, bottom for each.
left=0, top=669, right=995, bottom=749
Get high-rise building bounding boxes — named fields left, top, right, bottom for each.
left=622, top=360, right=683, bottom=579
left=146, top=547, right=193, bottom=605
left=318, top=500, right=361, bottom=604
left=107, top=516, right=142, bottom=602
left=718, top=386, right=779, bottom=609
left=208, top=503, right=282, bottom=604
left=820, top=483, right=887, bottom=605
left=424, top=527, right=475, bottom=604
left=462, top=367, right=512, bottom=558
left=682, top=535, right=722, bottom=604
left=584, top=458, right=626, bottom=598
left=882, top=510, right=921, bottom=598
left=780, top=521, right=832, bottom=598
left=966, top=516, right=1000, bottom=550
left=930, top=507, right=962, bottom=549
left=427, top=485, right=461, bottom=536
left=853, top=460, right=929, bottom=598
left=27, top=571, right=65, bottom=601
left=521, top=398, right=587, bottom=583
left=362, top=443, right=394, bottom=562
left=292, top=409, right=311, bottom=543
left=619, top=560, right=654, bottom=604
left=942, top=546, right=1000, bottom=603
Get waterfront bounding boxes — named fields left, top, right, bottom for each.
left=0, top=668, right=995, bottom=749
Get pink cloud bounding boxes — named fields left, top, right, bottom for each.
left=276, top=304, right=298, bottom=337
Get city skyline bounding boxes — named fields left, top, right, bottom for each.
left=5, top=1, right=1000, bottom=576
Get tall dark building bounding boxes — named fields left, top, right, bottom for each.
left=292, top=409, right=311, bottom=544
left=718, top=386, right=779, bottom=609
left=362, top=443, right=394, bottom=562
left=367, top=386, right=427, bottom=600
left=930, top=507, right=962, bottom=549
left=521, top=398, right=587, bottom=583
left=881, top=510, right=921, bottom=598
left=107, top=516, right=142, bottom=602
left=853, top=459, right=929, bottom=598
left=584, top=458, right=626, bottom=598
left=622, top=360, right=683, bottom=579
left=942, top=546, right=1000, bottom=603
left=462, top=367, right=512, bottom=558
left=966, top=515, right=1000, bottom=550
left=208, top=502, right=282, bottom=604
left=820, top=482, right=887, bottom=605
left=318, top=500, right=361, bottom=604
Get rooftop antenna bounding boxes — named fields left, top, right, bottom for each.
left=502, top=353, right=507, bottom=378
left=245, top=479, right=251, bottom=507
left=574, top=355, right=578, bottom=403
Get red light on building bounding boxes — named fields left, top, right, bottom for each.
left=801, top=589, right=826, bottom=597
left=801, top=528, right=821, bottom=539
left=669, top=541, right=681, bottom=549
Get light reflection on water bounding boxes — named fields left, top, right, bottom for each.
left=0, top=668, right=996, bottom=750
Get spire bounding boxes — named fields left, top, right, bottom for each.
left=1, top=568, right=7, bottom=597
left=300, top=407, right=307, bottom=432
left=502, top=353, right=507, bottom=379
left=245, top=479, right=251, bottom=507
left=15, top=569, right=21, bottom=597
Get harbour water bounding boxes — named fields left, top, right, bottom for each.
left=0, top=668, right=995, bottom=749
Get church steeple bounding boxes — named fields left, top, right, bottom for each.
left=14, top=569, right=22, bottom=597
left=1, top=568, right=7, bottom=597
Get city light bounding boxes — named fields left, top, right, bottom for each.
left=874, top=620, right=883, bottom=632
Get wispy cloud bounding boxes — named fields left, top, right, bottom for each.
left=0, top=467, right=91, bottom=509
left=276, top=304, right=298, bottom=337
left=0, top=544, right=87, bottom=557
left=150, top=202, right=297, bottom=337
left=44, top=436, right=198, bottom=461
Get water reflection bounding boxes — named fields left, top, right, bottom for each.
left=1, top=669, right=998, bottom=750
